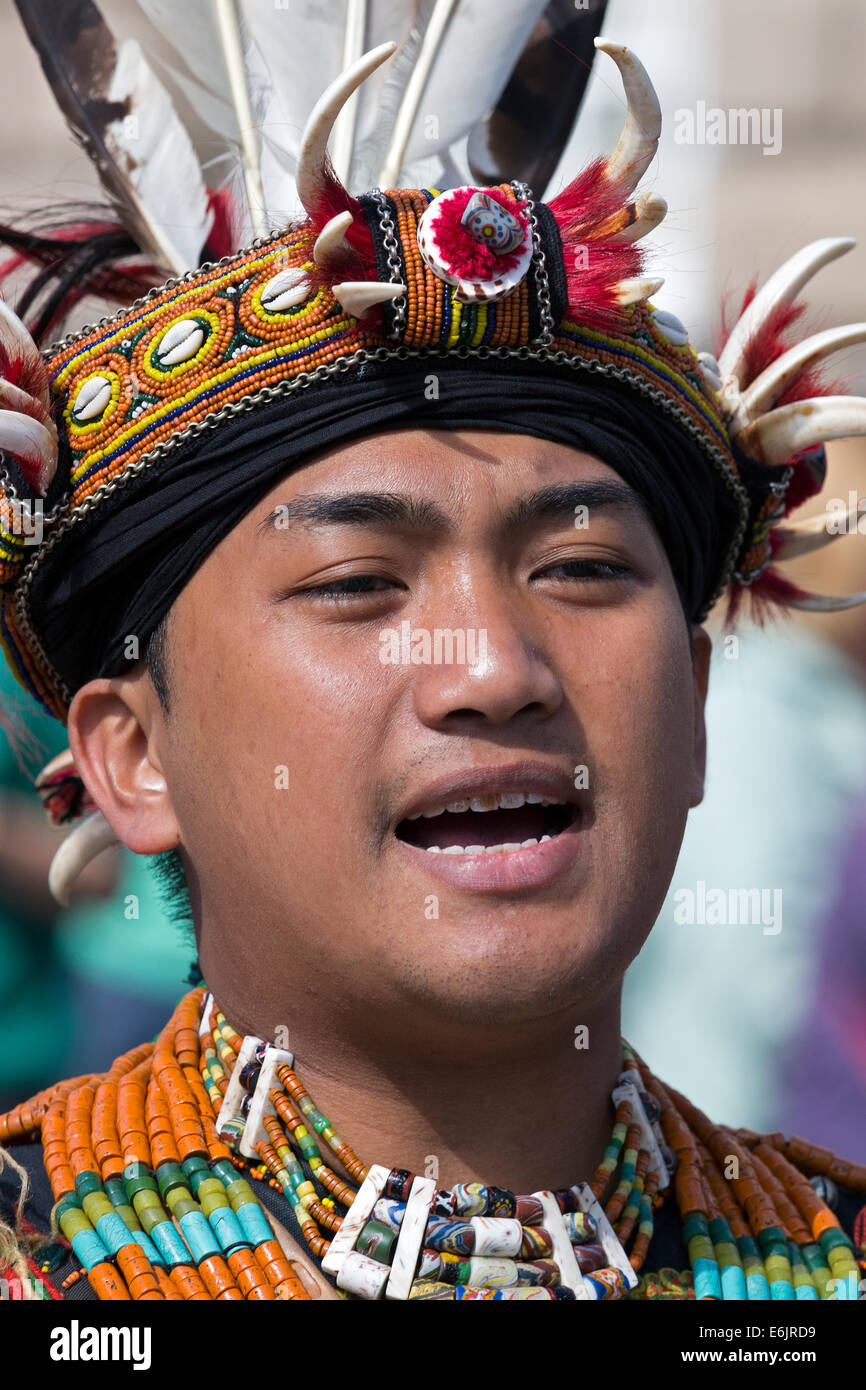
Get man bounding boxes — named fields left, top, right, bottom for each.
left=1, top=25, right=865, bottom=1303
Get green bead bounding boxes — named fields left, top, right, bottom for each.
left=297, top=1133, right=319, bottom=1161
left=200, top=1190, right=230, bottom=1218
left=194, top=1177, right=225, bottom=1202
left=123, top=1162, right=154, bottom=1182
left=210, top=1159, right=237, bottom=1187
left=74, top=1171, right=102, bottom=1200
left=137, top=1206, right=163, bottom=1237
left=58, top=1207, right=90, bottom=1240
left=124, top=1171, right=159, bottom=1201
left=764, top=1254, right=792, bottom=1281
left=820, top=1228, right=853, bottom=1256
left=225, top=1178, right=255, bottom=1210
left=827, top=1246, right=856, bottom=1273
left=687, top=1235, right=715, bottom=1262
left=182, top=1155, right=210, bottom=1177
left=682, top=1212, right=708, bottom=1243
left=54, top=1193, right=81, bottom=1221
left=114, top=1202, right=140, bottom=1233
left=156, top=1162, right=187, bottom=1198
left=165, top=1187, right=195, bottom=1216
left=131, top=1189, right=163, bottom=1217
left=81, top=1191, right=114, bottom=1224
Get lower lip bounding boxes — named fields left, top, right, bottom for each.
left=395, top=816, right=585, bottom=894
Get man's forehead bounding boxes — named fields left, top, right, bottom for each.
left=248, top=430, right=650, bottom=536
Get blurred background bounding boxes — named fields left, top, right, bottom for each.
left=1, top=0, right=865, bottom=1154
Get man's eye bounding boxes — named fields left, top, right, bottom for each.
left=304, top=574, right=400, bottom=601
left=535, top=559, right=633, bottom=582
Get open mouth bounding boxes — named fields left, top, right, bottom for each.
left=395, top=792, right=578, bottom=854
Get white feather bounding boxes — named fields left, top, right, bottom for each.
left=130, top=1, right=558, bottom=232
left=355, top=0, right=550, bottom=191
left=106, top=38, right=214, bottom=271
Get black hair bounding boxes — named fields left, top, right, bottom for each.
left=144, top=612, right=172, bottom=711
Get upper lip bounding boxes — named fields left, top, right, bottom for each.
left=394, top=760, right=584, bottom=827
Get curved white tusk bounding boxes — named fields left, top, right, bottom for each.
left=785, top=587, right=866, bottom=612
left=610, top=192, right=668, bottom=246
left=0, top=409, right=58, bottom=492
left=35, top=747, right=78, bottom=788
left=297, top=41, right=398, bottom=217
left=0, top=378, right=48, bottom=421
left=48, top=810, right=119, bottom=907
left=717, top=238, right=856, bottom=391
left=729, top=324, right=866, bottom=434
left=738, top=395, right=866, bottom=465
left=774, top=496, right=865, bottom=560
left=594, top=39, right=662, bottom=198
left=0, top=298, right=51, bottom=409
left=614, top=276, right=664, bottom=308
left=332, top=280, right=406, bottom=318
left=313, top=211, right=356, bottom=266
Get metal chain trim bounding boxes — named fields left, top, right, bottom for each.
left=369, top=189, right=407, bottom=341
left=511, top=180, right=555, bottom=348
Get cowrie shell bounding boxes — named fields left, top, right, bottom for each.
left=260, top=267, right=310, bottom=313
left=72, top=375, right=112, bottom=422
left=155, top=318, right=206, bottom=366
left=697, top=351, right=723, bottom=391
left=650, top=309, right=689, bottom=346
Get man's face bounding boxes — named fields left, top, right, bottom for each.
left=108, top=428, right=710, bottom=1039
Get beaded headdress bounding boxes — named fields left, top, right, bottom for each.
left=3, top=6, right=866, bottom=900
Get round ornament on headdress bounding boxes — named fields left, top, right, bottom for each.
left=417, top=185, right=533, bottom=304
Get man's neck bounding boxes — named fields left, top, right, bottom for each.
left=212, top=982, right=624, bottom=1197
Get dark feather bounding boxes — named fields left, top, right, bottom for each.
left=467, top=0, right=609, bottom=197
left=13, top=0, right=210, bottom=272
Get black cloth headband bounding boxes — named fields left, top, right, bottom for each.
left=29, top=359, right=742, bottom=696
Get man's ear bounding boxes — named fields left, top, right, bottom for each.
left=66, top=672, right=180, bottom=855
left=688, top=624, right=712, bottom=809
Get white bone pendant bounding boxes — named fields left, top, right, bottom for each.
left=239, top=1045, right=296, bottom=1159
left=216, top=1034, right=264, bottom=1144
left=611, top=1077, right=670, bottom=1188
left=321, top=1164, right=390, bottom=1277
left=385, top=1176, right=436, bottom=1300
left=532, top=1190, right=591, bottom=1300
left=574, top=1182, right=638, bottom=1290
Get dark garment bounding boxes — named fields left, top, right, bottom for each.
left=2, top=1137, right=863, bottom=1301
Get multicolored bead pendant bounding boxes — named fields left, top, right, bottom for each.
left=459, top=191, right=525, bottom=253
left=417, top=185, right=533, bottom=305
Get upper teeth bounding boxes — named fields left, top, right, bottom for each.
left=407, top=791, right=565, bottom=821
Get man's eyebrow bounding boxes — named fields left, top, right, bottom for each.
left=502, top=480, right=650, bottom=531
left=256, top=492, right=449, bottom=535
left=256, top=479, right=648, bottom=538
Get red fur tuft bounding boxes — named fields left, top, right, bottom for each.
left=740, top=302, right=806, bottom=387
left=723, top=564, right=807, bottom=629
left=204, top=188, right=236, bottom=261
left=427, top=188, right=528, bottom=280
left=548, top=160, right=648, bottom=331
left=783, top=453, right=827, bottom=513
left=307, top=159, right=377, bottom=284
left=547, top=159, right=612, bottom=235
